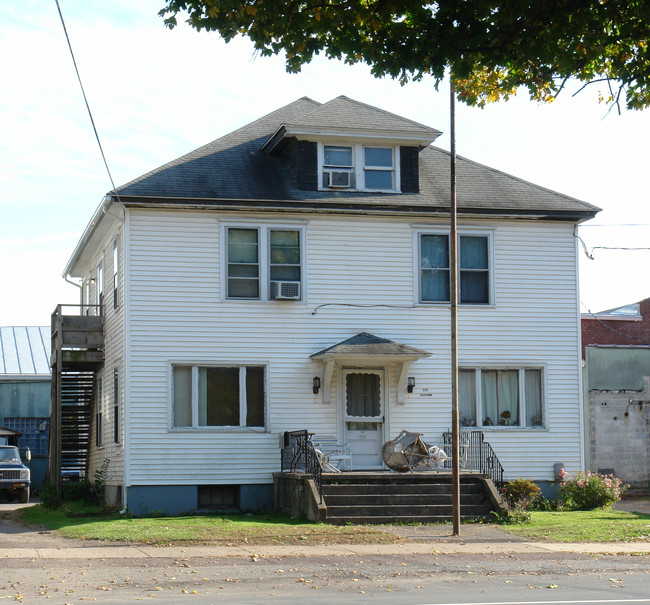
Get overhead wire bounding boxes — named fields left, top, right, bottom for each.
left=581, top=302, right=650, bottom=343
left=54, top=0, right=119, bottom=198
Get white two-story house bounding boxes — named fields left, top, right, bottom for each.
left=52, top=96, right=598, bottom=514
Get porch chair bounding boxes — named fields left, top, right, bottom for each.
left=312, top=435, right=352, bottom=473
left=436, top=432, right=471, bottom=471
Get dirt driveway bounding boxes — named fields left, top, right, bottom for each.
left=0, top=502, right=91, bottom=549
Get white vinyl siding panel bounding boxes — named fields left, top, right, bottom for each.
left=124, top=210, right=582, bottom=484
left=86, top=226, right=126, bottom=488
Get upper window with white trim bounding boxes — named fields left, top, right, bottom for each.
left=226, top=225, right=303, bottom=300
left=418, top=232, right=492, bottom=304
left=320, top=143, right=399, bottom=192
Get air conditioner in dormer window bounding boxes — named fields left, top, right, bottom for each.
left=270, top=281, right=301, bottom=300
left=324, top=170, right=351, bottom=188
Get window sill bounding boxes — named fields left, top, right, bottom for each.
left=474, top=426, right=547, bottom=431
left=169, top=427, right=268, bottom=433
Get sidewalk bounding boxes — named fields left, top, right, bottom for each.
left=1, top=533, right=648, bottom=560
left=1, top=500, right=648, bottom=560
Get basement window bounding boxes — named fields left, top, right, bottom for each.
left=198, top=485, right=239, bottom=511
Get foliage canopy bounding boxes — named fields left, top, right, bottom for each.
left=159, top=0, right=650, bottom=110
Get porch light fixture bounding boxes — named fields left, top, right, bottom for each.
left=89, top=278, right=96, bottom=285
left=313, top=376, right=321, bottom=394
left=407, top=376, right=416, bottom=393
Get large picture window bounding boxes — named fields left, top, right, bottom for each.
left=419, top=232, right=491, bottom=304
left=459, top=368, right=544, bottom=429
left=226, top=226, right=303, bottom=300
left=172, top=365, right=266, bottom=429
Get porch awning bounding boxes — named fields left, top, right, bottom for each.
left=310, top=332, right=431, bottom=403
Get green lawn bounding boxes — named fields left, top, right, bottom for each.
left=15, top=505, right=650, bottom=545
left=503, top=509, right=650, bottom=542
left=18, top=506, right=398, bottom=545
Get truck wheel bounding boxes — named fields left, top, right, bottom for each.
left=19, top=487, right=30, bottom=503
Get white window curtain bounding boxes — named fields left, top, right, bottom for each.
left=482, top=370, right=519, bottom=426
left=525, top=369, right=543, bottom=426
left=459, top=369, right=477, bottom=427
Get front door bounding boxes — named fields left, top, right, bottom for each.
left=342, top=369, right=385, bottom=469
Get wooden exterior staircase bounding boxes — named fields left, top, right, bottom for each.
left=49, top=306, right=104, bottom=496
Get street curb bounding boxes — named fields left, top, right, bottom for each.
left=1, top=541, right=648, bottom=560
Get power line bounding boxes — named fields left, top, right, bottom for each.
left=592, top=246, right=650, bottom=251
left=580, top=223, right=650, bottom=228
left=581, top=302, right=650, bottom=343
left=54, top=0, right=117, bottom=193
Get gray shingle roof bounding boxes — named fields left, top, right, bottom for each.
left=112, top=96, right=599, bottom=219
left=311, top=332, right=431, bottom=358
left=279, top=95, right=442, bottom=137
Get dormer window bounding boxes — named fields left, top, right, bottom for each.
left=319, top=143, right=399, bottom=192
left=364, top=147, right=394, bottom=190
left=323, top=146, right=355, bottom=188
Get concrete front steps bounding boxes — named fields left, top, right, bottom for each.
left=321, top=472, right=503, bottom=524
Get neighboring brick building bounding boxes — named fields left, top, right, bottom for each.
left=581, top=299, right=650, bottom=488
left=582, top=297, right=650, bottom=358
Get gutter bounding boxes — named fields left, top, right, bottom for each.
left=62, top=195, right=124, bottom=278
left=116, top=195, right=599, bottom=223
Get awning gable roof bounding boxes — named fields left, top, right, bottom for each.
left=310, top=332, right=431, bottom=359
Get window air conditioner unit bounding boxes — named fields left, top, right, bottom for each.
left=325, top=170, right=351, bottom=188
left=270, top=281, right=301, bottom=300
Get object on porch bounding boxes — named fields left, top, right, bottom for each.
left=312, top=436, right=352, bottom=472
left=381, top=430, right=449, bottom=472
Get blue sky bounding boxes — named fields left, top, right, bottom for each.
left=2, top=0, right=649, bottom=325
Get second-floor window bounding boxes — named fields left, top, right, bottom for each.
left=96, top=260, right=104, bottom=313
left=419, top=232, right=491, bottom=304
left=226, top=226, right=303, bottom=300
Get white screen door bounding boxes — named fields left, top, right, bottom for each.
left=343, top=369, right=384, bottom=468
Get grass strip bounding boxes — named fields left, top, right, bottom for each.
left=503, top=509, right=650, bottom=542
left=18, top=506, right=399, bottom=545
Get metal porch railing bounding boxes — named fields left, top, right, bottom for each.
left=280, top=430, right=323, bottom=501
left=441, top=430, right=504, bottom=487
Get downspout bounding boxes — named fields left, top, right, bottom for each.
left=64, top=274, right=83, bottom=308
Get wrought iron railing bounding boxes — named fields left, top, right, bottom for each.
left=441, top=430, right=504, bottom=487
left=280, top=430, right=323, bottom=501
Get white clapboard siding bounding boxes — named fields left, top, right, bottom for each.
left=123, top=209, right=583, bottom=484
left=85, top=225, right=126, bottom=486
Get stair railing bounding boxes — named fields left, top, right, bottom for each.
left=280, top=430, right=323, bottom=501
left=441, top=431, right=504, bottom=487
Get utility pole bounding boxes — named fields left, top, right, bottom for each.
left=450, top=79, right=461, bottom=536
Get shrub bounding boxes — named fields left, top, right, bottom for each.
left=39, top=482, right=58, bottom=510
left=531, top=495, right=563, bottom=511
left=39, top=458, right=110, bottom=510
left=559, top=471, right=626, bottom=510
left=491, top=501, right=532, bottom=524
left=502, top=478, right=542, bottom=510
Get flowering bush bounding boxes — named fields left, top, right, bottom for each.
left=559, top=471, right=626, bottom=510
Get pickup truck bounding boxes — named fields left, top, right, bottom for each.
left=0, top=445, right=31, bottom=503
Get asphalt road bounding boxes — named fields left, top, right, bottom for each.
left=2, top=500, right=650, bottom=604
left=2, top=551, right=650, bottom=604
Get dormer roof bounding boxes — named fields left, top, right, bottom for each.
left=262, top=95, right=442, bottom=153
